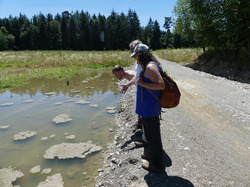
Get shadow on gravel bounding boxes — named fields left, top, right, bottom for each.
left=117, top=125, right=194, bottom=186
left=120, top=130, right=143, bottom=150
left=144, top=172, right=194, bottom=187
left=120, top=130, right=173, bottom=168
left=143, top=149, right=193, bottom=186
left=163, top=151, right=172, bottom=167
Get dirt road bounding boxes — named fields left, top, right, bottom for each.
left=95, top=59, right=250, bottom=187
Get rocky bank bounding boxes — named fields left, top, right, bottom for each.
left=186, top=56, right=250, bottom=84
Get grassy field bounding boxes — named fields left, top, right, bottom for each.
left=155, top=48, right=203, bottom=65
left=0, top=49, right=201, bottom=88
left=0, top=50, right=134, bottom=88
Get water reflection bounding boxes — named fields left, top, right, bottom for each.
left=0, top=69, right=122, bottom=187
left=4, top=70, right=120, bottom=98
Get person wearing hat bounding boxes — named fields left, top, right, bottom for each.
left=126, top=40, right=149, bottom=146
left=131, top=43, right=165, bottom=172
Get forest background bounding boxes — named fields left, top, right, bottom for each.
left=0, top=0, right=249, bottom=72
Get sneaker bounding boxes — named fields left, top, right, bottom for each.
left=141, top=159, right=164, bottom=173
left=134, top=140, right=148, bottom=147
left=141, top=153, right=152, bottom=160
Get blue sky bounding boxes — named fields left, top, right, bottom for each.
left=0, top=0, right=177, bottom=29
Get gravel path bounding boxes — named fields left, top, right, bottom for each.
left=95, top=59, right=250, bottom=187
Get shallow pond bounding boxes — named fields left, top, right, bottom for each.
left=0, top=69, right=122, bottom=186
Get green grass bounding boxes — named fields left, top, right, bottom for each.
left=0, top=49, right=210, bottom=89
left=0, top=50, right=134, bottom=88
left=154, top=48, right=203, bottom=65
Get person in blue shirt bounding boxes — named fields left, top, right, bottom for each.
left=130, top=44, right=165, bottom=172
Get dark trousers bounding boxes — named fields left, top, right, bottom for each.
left=142, top=116, right=163, bottom=168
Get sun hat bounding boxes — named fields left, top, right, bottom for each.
left=130, top=44, right=149, bottom=57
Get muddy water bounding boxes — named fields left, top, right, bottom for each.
left=0, top=69, right=122, bottom=186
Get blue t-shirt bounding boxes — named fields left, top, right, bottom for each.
left=135, top=62, right=161, bottom=118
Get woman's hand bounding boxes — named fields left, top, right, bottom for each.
left=136, top=77, right=144, bottom=86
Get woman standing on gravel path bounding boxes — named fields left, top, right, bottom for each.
left=130, top=44, right=165, bottom=172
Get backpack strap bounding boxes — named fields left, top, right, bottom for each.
left=141, top=86, right=144, bottom=103
left=145, top=88, right=160, bottom=103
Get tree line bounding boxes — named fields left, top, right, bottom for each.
left=0, top=0, right=249, bottom=57
left=0, top=9, right=176, bottom=51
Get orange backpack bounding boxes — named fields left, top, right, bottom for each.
left=146, top=71, right=181, bottom=108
